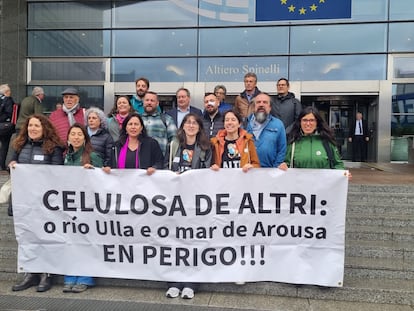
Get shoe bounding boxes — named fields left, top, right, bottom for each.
left=62, top=284, right=73, bottom=293
left=181, top=287, right=194, bottom=299
left=166, top=287, right=180, bottom=298
left=37, top=273, right=52, bottom=292
left=12, top=273, right=39, bottom=291
left=71, top=284, right=88, bottom=293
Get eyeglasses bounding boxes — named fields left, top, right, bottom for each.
left=301, top=119, right=316, bottom=124
left=184, top=121, right=199, bottom=126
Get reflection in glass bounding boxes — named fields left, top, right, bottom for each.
left=291, top=24, right=386, bottom=54
left=28, top=31, right=110, bottom=57
left=390, top=0, right=414, bottom=20
left=31, top=62, right=106, bottom=81
left=28, top=2, right=111, bottom=29
left=290, top=55, right=386, bottom=81
left=113, top=0, right=197, bottom=27
left=198, top=57, right=288, bottom=82
left=199, top=27, right=288, bottom=56
left=112, top=58, right=197, bottom=82
left=389, top=23, right=414, bottom=53
left=393, top=57, right=414, bottom=79
left=113, top=30, right=197, bottom=56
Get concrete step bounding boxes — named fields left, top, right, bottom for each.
left=349, top=184, right=414, bottom=194
left=347, top=192, right=414, bottom=205
left=0, top=281, right=412, bottom=311
left=346, top=225, right=414, bottom=242
left=346, top=202, right=413, bottom=216
left=345, top=239, right=413, bottom=260
left=346, top=214, right=414, bottom=227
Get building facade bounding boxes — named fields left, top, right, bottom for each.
left=1, top=0, right=414, bottom=162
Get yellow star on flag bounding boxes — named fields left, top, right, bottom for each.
left=319, top=0, right=325, bottom=3
left=288, top=4, right=295, bottom=12
left=310, top=4, right=318, bottom=11
left=281, top=0, right=288, bottom=4
left=299, top=7, right=306, bottom=15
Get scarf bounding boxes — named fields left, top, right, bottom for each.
left=62, top=103, right=80, bottom=126
left=115, top=114, right=127, bottom=129
left=118, top=136, right=139, bottom=169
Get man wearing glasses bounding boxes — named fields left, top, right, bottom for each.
left=270, top=78, right=303, bottom=135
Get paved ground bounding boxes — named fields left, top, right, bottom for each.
left=346, top=162, right=414, bottom=185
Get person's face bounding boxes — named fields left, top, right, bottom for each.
left=215, top=88, right=226, bottom=102
left=244, top=76, right=257, bottom=92
left=300, top=113, right=317, bottom=135
left=63, top=94, right=79, bottom=109
left=224, top=112, right=240, bottom=135
left=356, top=113, right=363, bottom=120
left=183, top=116, right=200, bottom=138
left=117, top=97, right=131, bottom=115
left=4, top=89, right=11, bottom=97
left=68, top=127, right=86, bottom=150
left=136, top=80, right=148, bottom=98
left=204, top=94, right=219, bottom=114
left=254, top=94, right=271, bottom=114
left=143, top=93, right=159, bottom=114
left=276, top=79, right=289, bottom=96
left=27, top=117, right=43, bottom=141
left=126, top=116, right=143, bottom=138
left=176, top=90, right=190, bottom=110
left=88, top=112, right=101, bottom=130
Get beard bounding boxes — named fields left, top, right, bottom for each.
left=254, top=111, right=267, bottom=124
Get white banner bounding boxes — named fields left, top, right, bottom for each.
left=11, top=164, right=348, bottom=287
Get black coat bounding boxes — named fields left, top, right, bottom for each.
left=11, top=139, right=64, bottom=165
left=90, top=127, right=114, bottom=167
left=113, top=136, right=164, bottom=169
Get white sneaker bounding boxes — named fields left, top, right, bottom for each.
left=181, top=287, right=194, bottom=299
left=166, top=287, right=180, bottom=298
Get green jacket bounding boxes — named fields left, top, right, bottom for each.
left=64, top=146, right=103, bottom=167
left=285, top=134, right=344, bottom=169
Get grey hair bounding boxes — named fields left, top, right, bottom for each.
left=84, top=107, right=108, bottom=129
left=214, top=85, right=227, bottom=95
left=0, top=84, right=10, bottom=95
left=32, top=86, right=44, bottom=96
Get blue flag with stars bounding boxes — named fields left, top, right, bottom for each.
left=256, top=0, right=352, bottom=21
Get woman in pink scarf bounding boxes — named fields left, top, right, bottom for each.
left=107, top=95, right=133, bottom=142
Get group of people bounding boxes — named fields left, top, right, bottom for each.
left=4, top=74, right=350, bottom=299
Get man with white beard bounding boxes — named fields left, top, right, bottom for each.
left=245, top=92, right=286, bottom=168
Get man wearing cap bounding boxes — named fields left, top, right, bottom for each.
left=49, top=87, right=85, bottom=144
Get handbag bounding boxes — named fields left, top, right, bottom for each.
left=0, top=178, right=11, bottom=204
left=0, top=122, right=15, bottom=136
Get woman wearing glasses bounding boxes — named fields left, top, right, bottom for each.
left=284, top=106, right=345, bottom=170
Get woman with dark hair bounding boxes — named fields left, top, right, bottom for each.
left=114, top=112, right=163, bottom=174
left=210, top=110, right=260, bottom=172
left=107, top=95, right=133, bottom=142
left=62, top=123, right=102, bottom=293
left=164, top=113, right=212, bottom=299
left=284, top=106, right=346, bottom=170
left=9, top=114, right=65, bottom=293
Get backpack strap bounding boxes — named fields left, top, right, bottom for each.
left=322, top=140, right=335, bottom=169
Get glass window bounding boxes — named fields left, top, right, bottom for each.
left=390, top=0, right=414, bottom=20
left=198, top=0, right=251, bottom=26
left=393, top=57, right=414, bottom=79
left=113, top=30, right=197, bottom=57
left=31, top=61, right=106, bottom=81
left=112, top=58, right=197, bottom=82
left=389, top=23, right=414, bottom=53
left=290, top=55, right=386, bottom=81
left=28, top=2, right=111, bottom=29
left=350, top=0, right=387, bottom=21
left=199, top=27, right=288, bottom=56
left=113, top=0, right=197, bottom=28
left=28, top=31, right=110, bottom=57
left=291, top=24, right=387, bottom=54
left=198, top=57, right=288, bottom=82
left=29, top=86, right=104, bottom=113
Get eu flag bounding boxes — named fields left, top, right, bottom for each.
left=256, top=0, right=352, bottom=21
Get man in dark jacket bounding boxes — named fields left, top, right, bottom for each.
left=202, top=93, right=224, bottom=138
left=270, top=78, right=303, bottom=135
left=348, top=112, right=370, bottom=162
left=166, top=88, right=202, bottom=127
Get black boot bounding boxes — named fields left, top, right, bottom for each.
left=12, top=273, right=39, bottom=291
left=37, top=273, right=52, bottom=292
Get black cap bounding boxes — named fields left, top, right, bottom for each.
left=61, top=87, right=79, bottom=96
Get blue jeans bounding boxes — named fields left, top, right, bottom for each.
left=64, top=275, right=95, bottom=286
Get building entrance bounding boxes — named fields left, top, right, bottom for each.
left=301, top=95, right=378, bottom=161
